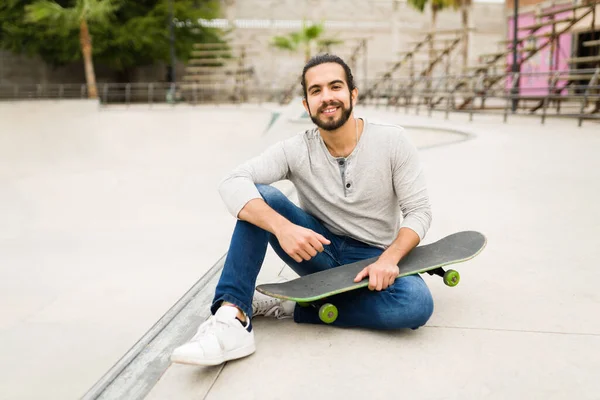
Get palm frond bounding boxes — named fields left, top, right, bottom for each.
left=406, top=0, right=428, bottom=12
left=84, top=0, right=119, bottom=24
left=289, top=32, right=304, bottom=45
left=407, top=0, right=457, bottom=12
left=24, top=1, right=80, bottom=27
left=432, top=0, right=453, bottom=11
left=303, top=23, right=324, bottom=40
left=447, top=0, right=472, bottom=7
left=272, top=35, right=297, bottom=51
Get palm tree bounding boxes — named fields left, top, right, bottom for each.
left=25, top=0, right=118, bottom=99
left=271, top=21, right=342, bottom=63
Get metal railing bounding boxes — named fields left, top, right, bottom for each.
left=361, top=68, right=600, bottom=126
left=0, top=83, right=91, bottom=100
left=0, top=81, right=290, bottom=106
left=2, top=68, right=598, bottom=126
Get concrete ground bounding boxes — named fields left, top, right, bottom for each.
left=1, top=100, right=599, bottom=399
left=0, top=100, right=306, bottom=399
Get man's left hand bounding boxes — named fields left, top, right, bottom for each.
left=353, top=259, right=399, bottom=291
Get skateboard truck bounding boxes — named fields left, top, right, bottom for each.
left=426, top=267, right=460, bottom=286
left=297, top=302, right=339, bottom=324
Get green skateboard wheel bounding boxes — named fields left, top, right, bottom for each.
left=443, top=269, right=460, bottom=287
left=318, top=303, right=338, bottom=324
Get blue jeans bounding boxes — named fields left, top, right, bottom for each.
left=211, top=184, right=434, bottom=330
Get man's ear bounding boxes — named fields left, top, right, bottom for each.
left=302, top=97, right=309, bottom=113
left=351, top=88, right=359, bottom=106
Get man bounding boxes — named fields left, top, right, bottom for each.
left=171, top=54, right=434, bottom=367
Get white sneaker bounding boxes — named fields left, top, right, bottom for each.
left=252, top=290, right=295, bottom=319
left=171, top=306, right=255, bottom=366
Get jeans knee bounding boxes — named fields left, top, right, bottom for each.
left=412, top=289, right=434, bottom=328
left=407, top=282, right=434, bottom=329
left=256, top=184, right=288, bottom=211
left=387, top=277, right=434, bottom=330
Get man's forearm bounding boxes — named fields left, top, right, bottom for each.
left=237, top=198, right=291, bottom=236
left=378, top=227, right=421, bottom=265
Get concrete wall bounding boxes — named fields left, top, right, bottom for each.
left=223, top=0, right=507, bottom=85
left=0, top=51, right=186, bottom=86
left=0, top=51, right=85, bottom=85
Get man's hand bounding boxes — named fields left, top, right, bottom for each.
left=237, top=199, right=330, bottom=263
left=353, top=258, right=400, bottom=291
left=275, top=223, right=331, bottom=263
left=353, top=227, right=420, bottom=290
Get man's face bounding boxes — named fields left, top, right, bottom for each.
left=303, top=63, right=356, bottom=131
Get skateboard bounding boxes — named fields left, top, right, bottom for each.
left=256, top=230, right=486, bottom=324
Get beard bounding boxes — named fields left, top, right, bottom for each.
left=308, top=96, right=353, bottom=131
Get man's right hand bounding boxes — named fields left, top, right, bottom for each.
left=275, top=223, right=331, bottom=263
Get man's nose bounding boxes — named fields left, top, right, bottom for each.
left=321, top=88, right=334, bottom=103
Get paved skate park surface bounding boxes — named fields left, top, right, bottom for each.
left=1, top=100, right=599, bottom=399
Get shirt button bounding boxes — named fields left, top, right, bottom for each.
left=346, top=183, right=351, bottom=188
left=338, top=160, right=345, bottom=166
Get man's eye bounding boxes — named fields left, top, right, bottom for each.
left=311, top=90, right=320, bottom=94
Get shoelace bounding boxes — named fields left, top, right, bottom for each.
left=266, top=307, right=290, bottom=319
left=191, top=315, right=227, bottom=341
left=254, top=298, right=290, bottom=319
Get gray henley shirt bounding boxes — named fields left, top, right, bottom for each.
left=218, top=117, right=432, bottom=249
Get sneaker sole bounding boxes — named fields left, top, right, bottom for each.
left=171, top=342, right=256, bottom=366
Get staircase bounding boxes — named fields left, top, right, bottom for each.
left=363, top=30, right=465, bottom=104
left=182, top=41, right=257, bottom=103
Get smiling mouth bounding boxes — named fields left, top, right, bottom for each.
left=321, top=106, right=339, bottom=116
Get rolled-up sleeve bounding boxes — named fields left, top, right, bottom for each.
left=392, top=131, right=432, bottom=240
left=218, top=141, right=290, bottom=218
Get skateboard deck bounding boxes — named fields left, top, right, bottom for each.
left=256, top=230, right=486, bottom=323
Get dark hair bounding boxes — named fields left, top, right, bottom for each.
left=301, top=54, right=356, bottom=99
